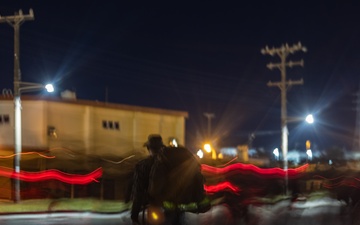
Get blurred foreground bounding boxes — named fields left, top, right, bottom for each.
left=0, top=193, right=359, bottom=225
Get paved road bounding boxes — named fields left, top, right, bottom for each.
left=0, top=199, right=358, bottom=225
left=0, top=205, right=235, bottom=225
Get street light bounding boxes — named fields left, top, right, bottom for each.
left=305, top=114, right=314, bottom=124
left=203, top=143, right=217, bottom=160
left=273, top=148, right=280, bottom=161
left=203, top=112, right=215, bottom=140
left=14, top=81, right=54, bottom=202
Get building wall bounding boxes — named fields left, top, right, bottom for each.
left=0, top=101, right=14, bottom=147
left=0, top=97, right=187, bottom=157
left=47, top=101, right=87, bottom=152
left=22, top=101, right=48, bottom=148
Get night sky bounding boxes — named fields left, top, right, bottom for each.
left=0, top=1, right=360, bottom=151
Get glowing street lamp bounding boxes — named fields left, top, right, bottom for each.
left=305, top=114, right=314, bottom=124
left=14, top=81, right=54, bottom=202
left=203, top=143, right=217, bottom=160
left=204, top=143, right=211, bottom=153
left=18, top=82, right=54, bottom=93
left=45, top=84, right=54, bottom=93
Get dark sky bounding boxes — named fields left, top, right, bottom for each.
left=1, top=1, right=360, bottom=151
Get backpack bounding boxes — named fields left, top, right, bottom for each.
left=148, top=146, right=209, bottom=211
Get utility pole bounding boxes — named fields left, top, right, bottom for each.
left=203, top=112, right=215, bottom=140
left=261, top=42, right=306, bottom=195
left=353, top=82, right=360, bottom=151
left=0, top=9, right=34, bottom=202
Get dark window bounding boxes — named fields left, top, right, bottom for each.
left=102, top=120, right=120, bottom=131
left=114, top=122, right=120, bottom=130
left=47, top=126, right=57, bottom=138
left=3, top=115, right=9, bottom=123
left=0, top=115, right=10, bottom=125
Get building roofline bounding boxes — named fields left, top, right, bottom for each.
left=0, top=95, right=189, bottom=118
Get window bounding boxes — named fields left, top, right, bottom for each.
left=4, top=115, right=9, bottom=123
left=114, top=122, right=119, bottom=130
left=102, top=120, right=120, bottom=131
left=0, top=114, right=10, bottom=125
left=47, top=126, right=57, bottom=138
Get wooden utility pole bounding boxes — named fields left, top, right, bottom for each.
left=0, top=9, right=35, bottom=203
left=353, top=83, right=360, bottom=151
left=261, top=42, right=306, bottom=195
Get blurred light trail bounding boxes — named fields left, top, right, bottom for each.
left=101, top=155, right=135, bottom=164
left=201, top=163, right=309, bottom=179
left=48, top=147, right=76, bottom=158
left=314, top=175, right=360, bottom=189
left=204, top=181, right=241, bottom=194
left=0, top=152, right=55, bottom=159
left=0, top=166, right=102, bottom=184
left=217, top=157, right=238, bottom=167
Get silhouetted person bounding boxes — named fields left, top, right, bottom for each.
left=130, top=134, right=208, bottom=225
left=130, top=134, right=165, bottom=225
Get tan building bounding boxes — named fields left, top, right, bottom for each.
left=0, top=94, right=188, bottom=157
left=0, top=94, right=188, bottom=200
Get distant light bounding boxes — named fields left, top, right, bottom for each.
left=273, top=148, right=279, bottom=157
left=204, top=143, right=211, bottom=153
left=306, top=149, right=313, bottom=160
left=151, top=212, right=159, bottom=221
left=197, top=149, right=204, bottom=159
left=172, top=139, right=178, bottom=147
left=45, top=84, right=54, bottom=93
left=147, top=205, right=164, bottom=224
left=305, top=114, right=314, bottom=124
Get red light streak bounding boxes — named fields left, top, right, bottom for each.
left=0, top=166, right=102, bottom=184
left=204, top=181, right=241, bottom=194
left=201, top=163, right=308, bottom=179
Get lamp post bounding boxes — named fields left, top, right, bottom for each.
left=14, top=82, right=54, bottom=202
left=203, top=112, right=215, bottom=139
left=0, top=8, right=35, bottom=203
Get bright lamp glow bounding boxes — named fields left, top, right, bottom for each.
left=306, top=149, right=312, bottom=159
left=197, top=149, right=204, bottom=159
left=204, top=143, right=211, bottom=153
left=273, top=148, right=279, bottom=157
left=45, top=84, right=54, bottom=92
left=305, top=114, right=314, bottom=124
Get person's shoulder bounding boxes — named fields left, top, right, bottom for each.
left=163, top=146, right=193, bottom=156
left=163, top=146, right=190, bottom=152
left=136, top=156, right=154, bottom=168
